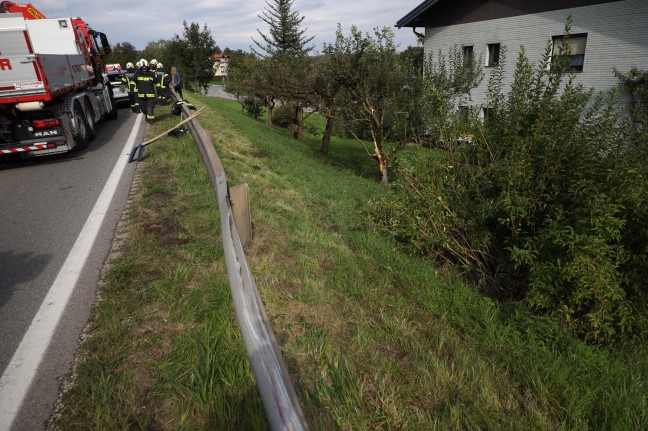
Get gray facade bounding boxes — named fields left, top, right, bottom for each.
left=398, top=0, right=648, bottom=116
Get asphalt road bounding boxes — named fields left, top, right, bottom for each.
left=0, top=109, right=145, bottom=430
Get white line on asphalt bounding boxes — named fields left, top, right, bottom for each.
left=0, top=114, right=143, bottom=431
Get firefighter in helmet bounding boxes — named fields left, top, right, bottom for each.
left=155, top=63, right=170, bottom=105
left=133, top=59, right=157, bottom=123
left=121, top=62, right=140, bottom=113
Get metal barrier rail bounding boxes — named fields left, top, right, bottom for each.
left=174, top=94, right=309, bottom=431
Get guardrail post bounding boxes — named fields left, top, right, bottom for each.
left=229, top=183, right=252, bottom=246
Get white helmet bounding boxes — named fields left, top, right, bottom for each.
left=126, top=62, right=134, bottom=68
left=140, top=59, right=149, bottom=67
left=156, top=63, right=163, bottom=69
left=150, top=59, right=158, bottom=66
left=135, top=60, right=141, bottom=67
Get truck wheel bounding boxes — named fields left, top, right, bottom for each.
left=84, top=100, right=97, bottom=141
left=73, top=101, right=90, bottom=150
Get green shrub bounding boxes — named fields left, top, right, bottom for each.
left=374, top=21, right=648, bottom=344
left=272, top=104, right=296, bottom=128
left=239, top=96, right=265, bottom=119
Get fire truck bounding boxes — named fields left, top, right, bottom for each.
left=0, top=1, right=117, bottom=157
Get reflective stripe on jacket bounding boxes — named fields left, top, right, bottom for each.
left=155, top=71, right=169, bottom=89
left=123, top=69, right=138, bottom=94
left=134, top=68, right=156, bottom=98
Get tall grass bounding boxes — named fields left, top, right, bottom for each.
left=51, top=95, right=646, bottom=430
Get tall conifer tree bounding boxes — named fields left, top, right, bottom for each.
left=252, top=0, right=314, bottom=58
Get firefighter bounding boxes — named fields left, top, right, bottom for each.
left=155, top=63, right=170, bottom=105
left=121, top=62, right=140, bottom=113
left=133, top=59, right=156, bottom=123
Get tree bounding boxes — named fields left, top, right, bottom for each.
left=399, top=46, right=424, bottom=74
left=311, top=54, right=345, bottom=155
left=252, top=0, right=314, bottom=58
left=105, top=42, right=139, bottom=68
left=140, top=39, right=173, bottom=66
left=324, top=25, right=409, bottom=186
left=173, top=21, right=217, bottom=92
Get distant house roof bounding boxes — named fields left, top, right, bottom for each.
left=396, top=0, right=624, bottom=29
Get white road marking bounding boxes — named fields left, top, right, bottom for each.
left=0, top=114, right=143, bottom=431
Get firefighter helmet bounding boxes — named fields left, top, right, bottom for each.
left=150, top=59, right=158, bottom=67
left=126, top=62, right=134, bottom=68
left=157, top=63, right=163, bottom=69
left=140, top=59, right=149, bottom=67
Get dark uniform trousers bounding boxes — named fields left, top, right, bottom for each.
left=134, top=70, right=157, bottom=122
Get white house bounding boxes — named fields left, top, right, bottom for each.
left=213, top=53, right=229, bottom=78
left=397, top=0, right=648, bottom=117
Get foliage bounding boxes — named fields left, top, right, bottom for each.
left=271, top=103, right=295, bottom=128
left=310, top=53, right=349, bottom=155
left=615, top=67, right=648, bottom=143
left=105, top=41, right=139, bottom=68
left=140, top=39, right=173, bottom=66
left=415, top=46, right=484, bottom=146
left=323, top=25, right=412, bottom=186
left=172, top=21, right=217, bottom=92
left=240, top=96, right=266, bottom=119
left=234, top=1, right=314, bottom=129
left=399, top=46, right=424, bottom=74
left=252, top=0, right=314, bottom=58
left=374, top=22, right=648, bottom=344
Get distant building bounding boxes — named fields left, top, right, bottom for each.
left=397, top=0, right=648, bottom=117
left=212, top=53, right=229, bottom=78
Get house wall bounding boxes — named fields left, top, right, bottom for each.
left=423, top=0, right=648, bottom=114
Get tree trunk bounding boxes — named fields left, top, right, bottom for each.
left=266, top=96, right=274, bottom=127
left=292, top=105, right=301, bottom=139
left=376, top=148, right=388, bottom=187
left=321, top=116, right=334, bottom=155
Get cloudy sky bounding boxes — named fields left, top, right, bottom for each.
left=31, top=0, right=424, bottom=52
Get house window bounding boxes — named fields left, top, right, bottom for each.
left=463, top=45, right=474, bottom=66
left=552, top=34, right=587, bottom=72
left=486, top=43, right=500, bottom=67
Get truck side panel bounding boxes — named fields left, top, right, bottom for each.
left=38, top=54, right=92, bottom=96
left=25, top=18, right=82, bottom=55
left=0, top=14, right=45, bottom=100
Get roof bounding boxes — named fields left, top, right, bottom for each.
left=397, top=0, right=625, bottom=29
left=396, top=0, right=444, bottom=28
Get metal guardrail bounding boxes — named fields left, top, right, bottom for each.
left=172, top=92, right=309, bottom=431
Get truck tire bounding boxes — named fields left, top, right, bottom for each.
left=73, top=101, right=90, bottom=150
left=84, top=100, right=97, bottom=141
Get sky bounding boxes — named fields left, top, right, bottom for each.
left=30, top=0, right=424, bottom=53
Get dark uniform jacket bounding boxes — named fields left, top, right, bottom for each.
left=133, top=67, right=157, bottom=98
left=122, top=67, right=137, bottom=95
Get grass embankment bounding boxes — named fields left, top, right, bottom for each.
left=51, top=96, right=647, bottom=430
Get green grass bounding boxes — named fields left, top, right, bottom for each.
left=51, top=95, right=647, bottom=430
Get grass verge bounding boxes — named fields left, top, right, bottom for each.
left=51, top=96, right=647, bottom=430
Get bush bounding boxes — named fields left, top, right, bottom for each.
left=239, top=96, right=265, bottom=119
left=374, top=22, right=648, bottom=344
left=272, top=104, right=295, bottom=128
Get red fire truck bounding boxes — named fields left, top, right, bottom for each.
left=0, top=1, right=118, bottom=157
